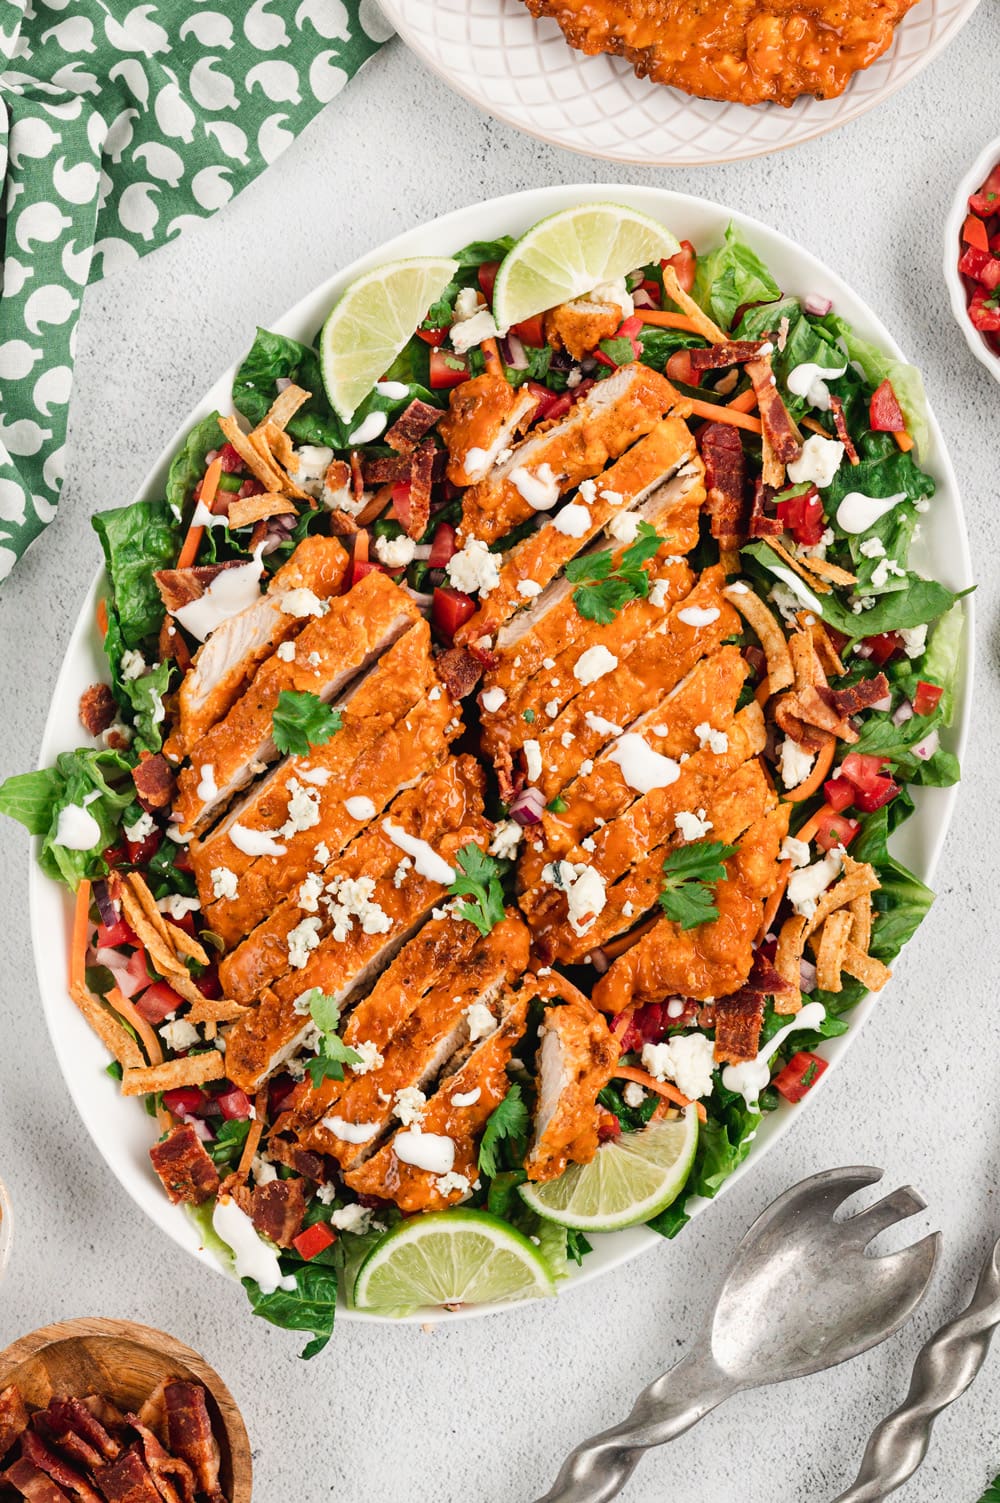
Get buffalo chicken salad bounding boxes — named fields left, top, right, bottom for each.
left=1, top=207, right=964, bottom=1354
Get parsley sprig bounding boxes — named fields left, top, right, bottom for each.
left=478, top=1083, right=530, bottom=1177
left=658, top=840, right=737, bottom=930
left=272, top=691, right=342, bottom=757
left=301, top=989, right=362, bottom=1088
left=565, top=521, right=664, bottom=624
left=447, top=843, right=506, bottom=936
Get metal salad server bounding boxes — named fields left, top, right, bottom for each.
left=534, top=1166, right=938, bottom=1503
left=833, top=1232, right=1000, bottom=1500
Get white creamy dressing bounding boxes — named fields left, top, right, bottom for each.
left=229, top=823, right=288, bottom=857
left=677, top=605, right=720, bottom=628
left=348, top=410, right=388, bottom=445
left=721, top=1002, right=827, bottom=1107
left=451, top=1087, right=482, bottom=1108
left=786, top=434, right=844, bottom=490
left=321, top=1116, right=381, bottom=1144
left=191, top=500, right=229, bottom=530
left=835, top=491, right=907, bottom=534
left=511, top=463, right=559, bottom=511
left=394, top=1130, right=456, bottom=1174
left=382, top=820, right=455, bottom=885
left=375, top=381, right=410, bottom=400
left=786, top=361, right=847, bottom=412
left=345, top=795, right=376, bottom=821
left=608, top=734, right=681, bottom=795
left=55, top=790, right=102, bottom=850
left=174, top=548, right=265, bottom=642
left=196, top=764, right=218, bottom=802
left=768, top=565, right=825, bottom=615
left=212, top=1197, right=296, bottom=1295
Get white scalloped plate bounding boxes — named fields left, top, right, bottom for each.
left=382, top=0, right=980, bottom=166
left=31, top=185, right=972, bottom=1323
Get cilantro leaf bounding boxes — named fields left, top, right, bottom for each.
left=572, top=577, right=635, bottom=625
left=305, top=988, right=341, bottom=1034
left=302, top=990, right=362, bottom=1087
left=567, top=522, right=665, bottom=624
left=565, top=549, right=612, bottom=583
left=620, top=521, right=664, bottom=571
left=659, top=840, right=737, bottom=930
left=448, top=842, right=506, bottom=937
left=478, top=1083, right=530, bottom=1178
left=566, top=1229, right=593, bottom=1266
left=272, top=691, right=342, bottom=757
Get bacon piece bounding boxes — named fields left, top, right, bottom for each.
left=699, top=422, right=747, bottom=549
left=748, top=477, right=782, bottom=538
left=163, top=1385, right=222, bottom=1502
left=385, top=399, right=442, bottom=454
left=824, top=673, right=890, bottom=719
left=828, top=395, right=859, bottom=464
left=435, top=646, right=482, bottom=701
left=158, top=618, right=192, bottom=676
left=0, top=1384, right=29, bottom=1456
left=773, top=694, right=838, bottom=751
left=42, top=1400, right=120, bottom=1465
left=688, top=340, right=768, bottom=370
left=747, top=951, right=796, bottom=997
left=361, top=453, right=411, bottom=485
left=79, top=684, right=117, bottom=738
left=148, top=1124, right=220, bottom=1206
left=348, top=451, right=366, bottom=506
left=92, top=1447, right=161, bottom=1503
left=748, top=360, right=802, bottom=465
left=266, top=1135, right=325, bottom=1181
left=2, top=1458, right=74, bottom=1502
left=19, top=1434, right=101, bottom=1503
left=153, top=564, right=246, bottom=617
left=131, top=753, right=176, bottom=811
left=251, top=1176, right=306, bottom=1248
left=713, top=988, right=765, bottom=1064
left=125, top=1418, right=196, bottom=1503
left=404, top=443, right=435, bottom=540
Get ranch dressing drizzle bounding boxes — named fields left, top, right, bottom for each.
left=722, top=1001, right=827, bottom=1107
left=55, top=790, right=102, bottom=850
left=213, top=1196, right=296, bottom=1295
left=381, top=821, right=455, bottom=885
left=394, top=1130, right=456, bottom=1174
left=608, top=734, right=681, bottom=795
left=785, top=361, right=847, bottom=411
left=173, top=547, right=265, bottom=642
left=835, top=491, right=908, bottom=534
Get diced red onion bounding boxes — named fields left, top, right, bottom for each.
left=912, top=729, right=939, bottom=761
left=205, top=449, right=219, bottom=465
left=94, top=947, right=144, bottom=997
left=892, top=698, right=914, bottom=727
left=93, top=879, right=118, bottom=930
left=500, top=332, right=527, bottom=370
left=870, top=692, right=892, bottom=712
left=187, top=1116, right=214, bottom=1142
left=410, top=544, right=433, bottom=560
left=854, top=642, right=873, bottom=660
left=800, top=958, right=818, bottom=993
left=632, top=289, right=655, bottom=309
left=588, top=948, right=609, bottom=974
left=510, top=785, right=545, bottom=826
left=275, top=376, right=292, bottom=392
left=404, top=588, right=434, bottom=611
left=804, top=293, right=833, bottom=316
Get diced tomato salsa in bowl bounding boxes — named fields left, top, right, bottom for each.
left=958, top=159, right=1000, bottom=357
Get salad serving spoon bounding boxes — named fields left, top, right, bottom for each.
left=533, top=1166, right=938, bottom=1503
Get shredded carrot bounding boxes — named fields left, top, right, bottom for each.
left=758, top=861, right=791, bottom=941
left=754, top=675, right=771, bottom=708
left=614, top=1065, right=707, bottom=1123
left=801, top=415, right=831, bottom=439
left=176, top=455, right=223, bottom=570
left=726, top=387, right=758, bottom=414
left=794, top=801, right=835, bottom=845
left=70, top=879, right=92, bottom=994
left=481, top=337, right=503, bottom=375
left=893, top=429, right=914, bottom=453
left=354, top=529, right=369, bottom=565
left=783, top=740, right=835, bottom=803
left=686, top=398, right=762, bottom=435
left=107, top=985, right=163, bottom=1067
left=96, top=599, right=109, bottom=639
left=634, top=310, right=704, bottom=334
left=236, top=1086, right=269, bottom=1180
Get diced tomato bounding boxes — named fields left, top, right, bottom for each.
left=478, top=261, right=499, bottom=305
left=512, top=314, right=545, bottom=346
left=862, top=631, right=904, bottom=667
left=96, top=916, right=138, bottom=950
left=969, top=188, right=1000, bottom=220
left=237, top=477, right=266, bottom=500
left=777, top=487, right=825, bottom=546
left=135, top=979, right=185, bottom=1024
left=102, top=844, right=127, bottom=869
left=125, top=829, right=162, bottom=866
left=639, top=278, right=662, bottom=306
left=293, top=1221, right=338, bottom=1260
left=958, top=245, right=991, bottom=281
left=351, top=558, right=385, bottom=586
left=428, top=522, right=458, bottom=568
left=429, top=349, right=470, bottom=389
left=416, top=326, right=448, bottom=347
left=773, top=1051, right=828, bottom=1103
left=216, top=1086, right=253, bottom=1121
left=840, top=752, right=890, bottom=795
left=268, top=1074, right=297, bottom=1118
left=597, top=1109, right=622, bottom=1142
left=853, top=775, right=900, bottom=813
left=662, top=240, right=697, bottom=294
left=963, top=214, right=990, bottom=252
left=195, top=965, right=222, bottom=1000
left=981, top=259, right=1000, bottom=293
left=813, top=809, right=860, bottom=852
left=217, top=442, right=244, bottom=474
left=169, top=910, right=199, bottom=940
left=969, top=287, right=1000, bottom=333
left=665, top=349, right=702, bottom=387
left=913, top=680, right=943, bottom=717
left=163, top=1086, right=208, bottom=1119
left=524, top=380, right=571, bottom=423
left=124, top=948, right=152, bottom=996
left=433, top=586, right=476, bottom=640
left=822, top=775, right=856, bottom=813
left=869, top=379, right=905, bottom=433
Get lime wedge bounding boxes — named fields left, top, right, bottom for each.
left=353, top=1208, right=556, bottom=1312
left=320, top=256, right=458, bottom=422
left=518, top=1106, right=699, bottom=1232
left=492, top=203, right=680, bottom=333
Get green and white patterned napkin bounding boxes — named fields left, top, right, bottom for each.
left=0, top=0, right=392, bottom=582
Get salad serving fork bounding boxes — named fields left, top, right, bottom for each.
left=534, top=1166, right=938, bottom=1503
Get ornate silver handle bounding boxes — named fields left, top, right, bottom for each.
left=834, top=1238, right=1000, bottom=1502
left=533, top=1351, right=735, bottom=1503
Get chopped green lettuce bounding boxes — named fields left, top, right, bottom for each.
left=91, top=500, right=180, bottom=686
left=165, top=413, right=224, bottom=520
left=820, top=313, right=931, bottom=458
left=0, top=748, right=134, bottom=889
left=692, top=223, right=781, bottom=330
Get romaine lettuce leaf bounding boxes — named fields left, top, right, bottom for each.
left=915, top=603, right=964, bottom=726
left=0, top=748, right=134, bottom=890
left=820, top=313, right=931, bottom=457
left=91, top=501, right=181, bottom=666
left=118, top=658, right=172, bottom=754
left=692, top=223, right=781, bottom=330
left=166, top=413, right=224, bottom=520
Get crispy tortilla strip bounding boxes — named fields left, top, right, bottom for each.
left=767, top=537, right=832, bottom=593
left=260, top=383, right=311, bottom=432
left=661, top=267, right=726, bottom=343
left=842, top=943, right=892, bottom=991
left=118, top=887, right=192, bottom=981
left=803, top=555, right=858, bottom=587
left=804, top=858, right=881, bottom=938
left=804, top=615, right=846, bottom=677
left=849, top=892, right=872, bottom=953
left=122, top=1052, right=226, bottom=1097
left=250, top=421, right=311, bottom=501
left=218, top=413, right=287, bottom=491
left=773, top=913, right=807, bottom=1013
left=789, top=630, right=822, bottom=692
left=126, top=874, right=210, bottom=967
left=759, top=427, right=784, bottom=489
left=227, top=492, right=297, bottom=529
left=815, top=909, right=853, bottom=992
left=724, top=584, right=794, bottom=692
left=183, top=993, right=247, bottom=1025
left=69, top=980, right=144, bottom=1069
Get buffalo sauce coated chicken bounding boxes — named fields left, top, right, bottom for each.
left=522, top=0, right=919, bottom=106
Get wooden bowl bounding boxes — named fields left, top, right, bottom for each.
left=0, top=1317, right=252, bottom=1502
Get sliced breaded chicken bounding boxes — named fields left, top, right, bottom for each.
left=526, top=996, right=618, bottom=1182
left=544, top=298, right=624, bottom=361
left=343, top=986, right=530, bottom=1213
left=591, top=803, right=791, bottom=1013
left=455, top=423, right=702, bottom=647
left=458, top=364, right=688, bottom=547
left=173, top=571, right=420, bottom=832
left=173, top=535, right=349, bottom=756
left=438, top=374, right=539, bottom=487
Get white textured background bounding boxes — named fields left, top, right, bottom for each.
left=2, top=9, right=1000, bottom=1500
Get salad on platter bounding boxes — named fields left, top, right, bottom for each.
left=1, top=203, right=965, bottom=1355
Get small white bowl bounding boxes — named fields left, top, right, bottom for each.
left=943, top=134, right=1000, bottom=384
left=0, top=1176, right=11, bottom=1281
